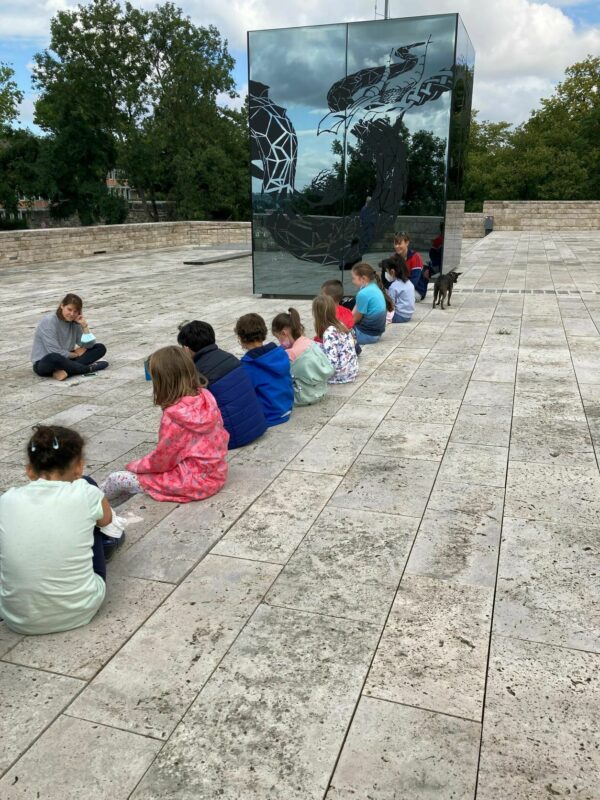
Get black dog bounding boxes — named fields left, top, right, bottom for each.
left=432, top=271, right=462, bottom=310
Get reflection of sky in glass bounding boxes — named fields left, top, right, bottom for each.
left=249, top=15, right=459, bottom=193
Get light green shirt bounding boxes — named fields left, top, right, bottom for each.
left=0, top=479, right=106, bottom=635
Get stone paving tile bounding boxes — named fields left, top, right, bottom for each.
left=513, top=386, right=586, bottom=419
left=113, top=493, right=253, bottom=583
left=476, top=636, right=600, bottom=800
left=405, top=502, right=503, bottom=588
left=402, top=366, right=472, bottom=399
left=365, top=575, right=493, bottom=720
left=329, top=453, right=439, bottom=517
left=509, top=416, right=595, bottom=464
left=327, top=697, right=480, bottom=799
left=288, top=423, right=373, bottom=476
left=131, top=605, right=379, bottom=800
left=462, top=380, right=514, bottom=407
left=436, top=442, right=508, bottom=488
left=0, top=715, right=162, bottom=799
left=0, top=663, right=84, bottom=776
left=348, top=376, right=412, bottom=406
left=84, top=428, right=154, bottom=463
left=505, top=460, right=600, bottom=527
left=387, top=394, right=461, bottom=424
left=4, top=576, right=171, bottom=679
left=363, top=422, right=453, bottom=461
left=0, top=627, right=22, bottom=658
left=451, top=403, right=512, bottom=447
left=266, top=507, right=419, bottom=624
left=213, top=471, right=340, bottom=564
left=494, top=517, right=600, bottom=652
left=471, top=351, right=518, bottom=383
left=69, top=556, right=280, bottom=740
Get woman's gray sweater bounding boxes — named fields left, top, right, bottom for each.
left=31, top=313, right=95, bottom=363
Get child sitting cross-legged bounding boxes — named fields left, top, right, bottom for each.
left=177, top=320, right=267, bottom=449
left=312, top=294, right=359, bottom=384
left=383, top=255, right=415, bottom=323
left=235, top=313, right=294, bottom=426
left=271, top=307, right=334, bottom=406
left=0, top=425, right=117, bottom=635
left=351, top=262, right=394, bottom=344
left=101, top=346, right=229, bottom=503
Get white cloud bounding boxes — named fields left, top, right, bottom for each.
left=1, top=0, right=598, bottom=124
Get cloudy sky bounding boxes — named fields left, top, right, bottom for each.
left=1, top=0, right=599, bottom=131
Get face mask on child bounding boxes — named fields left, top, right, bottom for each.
left=385, top=271, right=394, bottom=283
left=278, top=337, right=292, bottom=349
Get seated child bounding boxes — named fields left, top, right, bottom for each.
left=383, top=255, right=415, bottom=323
left=0, top=425, right=115, bottom=634
left=271, top=307, right=334, bottom=406
left=235, top=313, right=294, bottom=426
left=177, top=320, right=267, bottom=449
left=101, top=346, right=229, bottom=503
left=351, top=262, right=394, bottom=344
left=312, top=294, right=359, bottom=384
left=318, top=280, right=355, bottom=336
left=386, top=232, right=428, bottom=300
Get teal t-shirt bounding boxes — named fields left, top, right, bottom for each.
left=0, top=479, right=106, bottom=635
left=355, top=282, right=387, bottom=335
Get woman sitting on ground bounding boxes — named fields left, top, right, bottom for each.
left=31, top=293, right=108, bottom=380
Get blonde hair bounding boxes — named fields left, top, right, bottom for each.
left=149, top=346, right=206, bottom=409
left=312, top=294, right=348, bottom=339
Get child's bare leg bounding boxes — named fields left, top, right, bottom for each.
left=100, top=470, right=143, bottom=499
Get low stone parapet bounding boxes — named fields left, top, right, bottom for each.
left=483, top=201, right=600, bottom=231
left=0, top=221, right=251, bottom=268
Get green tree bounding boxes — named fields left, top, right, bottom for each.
left=32, top=0, right=246, bottom=224
left=0, top=64, right=23, bottom=129
left=464, top=56, right=600, bottom=208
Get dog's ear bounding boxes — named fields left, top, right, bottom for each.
left=455, top=272, right=462, bottom=277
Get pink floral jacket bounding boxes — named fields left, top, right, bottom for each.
left=126, top=390, right=229, bottom=503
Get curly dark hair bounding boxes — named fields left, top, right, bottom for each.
left=27, top=425, right=85, bottom=474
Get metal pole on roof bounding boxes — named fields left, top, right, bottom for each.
left=384, top=0, right=390, bottom=18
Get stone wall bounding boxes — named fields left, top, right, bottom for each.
left=0, top=221, right=251, bottom=268
left=463, top=212, right=486, bottom=238
left=483, top=201, right=600, bottom=232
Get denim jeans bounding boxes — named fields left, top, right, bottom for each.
left=354, top=327, right=382, bottom=345
left=392, top=313, right=411, bottom=323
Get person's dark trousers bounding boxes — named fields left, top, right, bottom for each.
left=82, top=475, right=107, bottom=581
left=33, top=343, right=107, bottom=377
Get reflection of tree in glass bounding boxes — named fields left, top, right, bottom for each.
left=404, top=129, right=446, bottom=215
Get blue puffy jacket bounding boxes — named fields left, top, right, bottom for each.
left=192, top=344, right=267, bottom=449
left=240, top=343, right=294, bottom=427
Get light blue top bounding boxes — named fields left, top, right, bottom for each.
left=388, top=278, right=415, bottom=319
left=355, top=282, right=387, bottom=336
left=0, top=479, right=106, bottom=634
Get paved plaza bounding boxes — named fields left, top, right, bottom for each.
left=1, top=231, right=600, bottom=798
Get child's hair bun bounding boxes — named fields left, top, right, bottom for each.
left=27, top=425, right=85, bottom=474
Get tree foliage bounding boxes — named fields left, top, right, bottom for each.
left=0, top=64, right=23, bottom=130
left=31, top=0, right=248, bottom=224
left=464, top=55, right=600, bottom=210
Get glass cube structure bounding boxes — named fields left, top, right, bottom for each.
left=248, top=14, right=475, bottom=296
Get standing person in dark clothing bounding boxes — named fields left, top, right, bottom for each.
left=177, top=320, right=267, bottom=449
left=31, top=293, right=108, bottom=380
